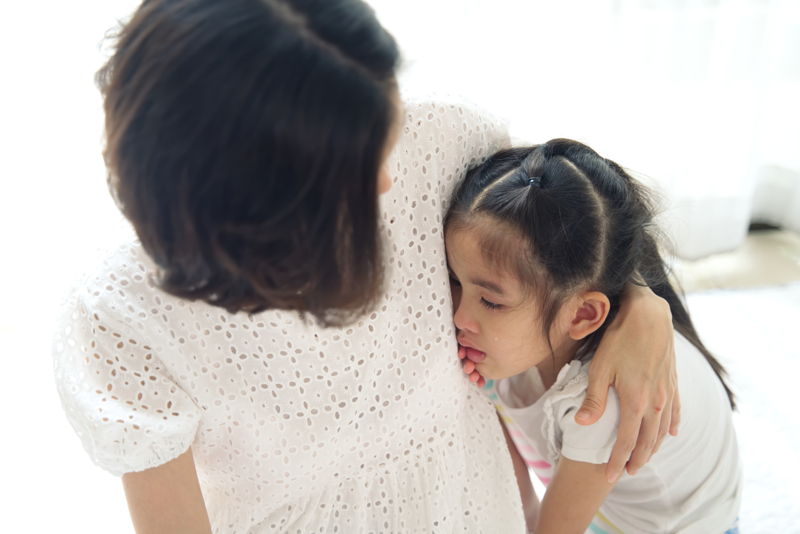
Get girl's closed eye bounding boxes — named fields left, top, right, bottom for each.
left=480, top=297, right=502, bottom=310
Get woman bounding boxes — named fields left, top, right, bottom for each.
left=53, top=0, right=678, bottom=532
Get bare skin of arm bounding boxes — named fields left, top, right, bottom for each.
left=500, top=416, right=540, bottom=531
left=535, top=458, right=615, bottom=534
left=122, top=447, right=212, bottom=534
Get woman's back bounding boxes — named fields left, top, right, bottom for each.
left=54, top=101, right=527, bottom=532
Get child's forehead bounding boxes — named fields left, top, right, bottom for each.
left=446, top=216, right=526, bottom=261
left=446, top=221, right=527, bottom=279
left=445, top=215, right=552, bottom=297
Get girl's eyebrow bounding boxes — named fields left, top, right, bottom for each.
left=470, top=278, right=505, bottom=296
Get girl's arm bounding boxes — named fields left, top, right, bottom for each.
left=535, top=458, right=614, bottom=534
left=500, top=416, right=540, bottom=531
left=122, top=447, right=213, bottom=534
left=576, top=284, right=679, bottom=482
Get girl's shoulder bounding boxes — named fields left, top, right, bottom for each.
left=541, top=361, right=621, bottom=465
left=546, top=329, right=706, bottom=465
left=487, top=362, right=618, bottom=465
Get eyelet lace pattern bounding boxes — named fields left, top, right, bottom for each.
left=53, top=100, right=524, bottom=533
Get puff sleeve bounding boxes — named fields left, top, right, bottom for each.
left=53, top=283, right=202, bottom=476
left=546, top=367, right=621, bottom=465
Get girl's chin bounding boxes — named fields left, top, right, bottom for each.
left=476, top=362, right=511, bottom=381
left=479, top=361, right=526, bottom=381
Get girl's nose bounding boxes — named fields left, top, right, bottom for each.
left=453, top=301, right=478, bottom=334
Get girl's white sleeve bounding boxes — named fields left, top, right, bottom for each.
left=545, top=370, right=621, bottom=465
left=53, top=283, right=202, bottom=477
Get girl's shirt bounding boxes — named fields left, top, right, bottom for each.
left=52, top=100, right=526, bottom=533
left=487, top=332, right=741, bottom=534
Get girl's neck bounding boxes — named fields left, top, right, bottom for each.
left=535, top=337, right=581, bottom=390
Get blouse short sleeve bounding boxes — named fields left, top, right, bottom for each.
left=53, top=265, right=202, bottom=476
left=547, top=365, right=621, bottom=465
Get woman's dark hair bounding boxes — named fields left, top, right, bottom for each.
left=98, top=0, right=400, bottom=326
left=446, top=139, right=735, bottom=408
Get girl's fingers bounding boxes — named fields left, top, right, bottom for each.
left=465, top=348, right=485, bottom=363
left=463, top=360, right=476, bottom=374
left=457, top=347, right=485, bottom=387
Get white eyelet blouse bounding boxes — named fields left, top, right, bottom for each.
left=53, top=99, right=526, bottom=533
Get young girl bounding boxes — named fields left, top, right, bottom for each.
left=446, top=139, right=742, bottom=534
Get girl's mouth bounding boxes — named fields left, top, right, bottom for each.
left=458, top=342, right=487, bottom=363
left=456, top=335, right=481, bottom=352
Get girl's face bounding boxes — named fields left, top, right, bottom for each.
left=445, top=226, right=574, bottom=380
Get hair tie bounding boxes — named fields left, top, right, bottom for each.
left=528, top=176, right=542, bottom=187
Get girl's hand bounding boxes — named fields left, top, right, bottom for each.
left=575, top=285, right=679, bottom=483
left=458, top=345, right=486, bottom=388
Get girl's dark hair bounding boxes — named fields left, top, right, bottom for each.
left=98, top=0, right=400, bottom=326
left=446, top=139, right=735, bottom=409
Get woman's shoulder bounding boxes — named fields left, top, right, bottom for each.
left=87, top=238, right=153, bottom=281
left=399, top=95, right=510, bottom=166
left=384, top=94, right=511, bottom=220
left=53, top=239, right=205, bottom=476
left=402, top=95, right=507, bottom=135
left=71, top=239, right=147, bottom=291
left=59, top=239, right=190, bottom=334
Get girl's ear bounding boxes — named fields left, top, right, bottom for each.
left=567, top=291, right=611, bottom=341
